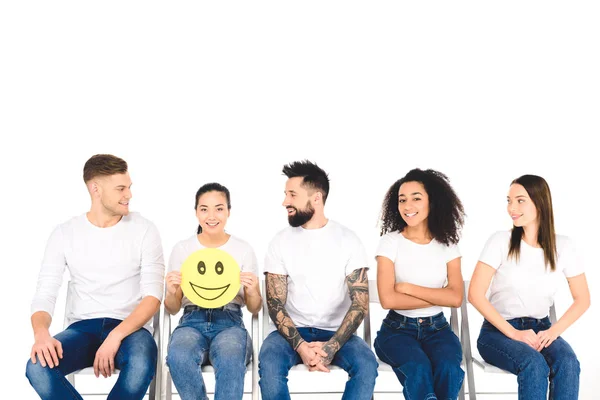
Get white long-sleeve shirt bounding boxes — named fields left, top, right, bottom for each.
left=31, top=212, right=165, bottom=333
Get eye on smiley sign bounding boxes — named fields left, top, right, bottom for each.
left=180, top=248, right=241, bottom=308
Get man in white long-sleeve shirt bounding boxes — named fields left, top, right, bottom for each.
left=26, top=154, right=165, bottom=400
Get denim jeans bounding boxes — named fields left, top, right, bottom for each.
left=166, top=304, right=252, bottom=400
left=258, top=327, right=378, bottom=400
left=477, top=317, right=580, bottom=400
left=374, top=311, right=464, bottom=400
left=25, top=318, right=157, bottom=400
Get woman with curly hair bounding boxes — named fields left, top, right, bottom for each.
left=468, top=175, right=589, bottom=399
left=374, top=168, right=466, bottom=400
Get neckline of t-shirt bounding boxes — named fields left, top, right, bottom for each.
left=398, top=231, right=434, bottom=246
left=195, top=233, right=232, bottom=249
left=84, top=213, right=125, bottom=231
left=520, top=239, right=543, bottom=250
left=298, top=219, right=332, bottom=232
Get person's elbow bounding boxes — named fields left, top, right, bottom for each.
left=248, top=299, right=263, bottom=315
left=450, top=291, right=463, bottom=308
left=467, top=286, right=483, bottom=306
left=379, top=296, right=393, bottom=310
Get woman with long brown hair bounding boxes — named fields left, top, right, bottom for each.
left=468, top=175, right=590, bottom=399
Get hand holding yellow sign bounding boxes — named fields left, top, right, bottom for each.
left=180, top=248, right=241, bottom=308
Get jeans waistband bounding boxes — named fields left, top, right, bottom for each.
left=184, top=303, right=241, bottom=314
left=506, top=316, right=550, bottom=324
left=386, top=310, right=445, bottom=325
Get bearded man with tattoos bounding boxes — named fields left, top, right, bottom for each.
left=258, top=160, right=378, bottom=400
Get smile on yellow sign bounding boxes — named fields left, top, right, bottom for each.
left=180, top=248, right=241, bottom=309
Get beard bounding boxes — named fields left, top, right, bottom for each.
left=287, top=202, right=315, bottom=227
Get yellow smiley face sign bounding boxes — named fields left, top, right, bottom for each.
left=180, top=248, right=241, bottom=308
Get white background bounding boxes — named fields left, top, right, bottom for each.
left=1, top=1, right=598, bottom=399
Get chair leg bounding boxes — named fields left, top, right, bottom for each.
left=165, top=373, right=172, bottom=400
left=460, top=304, right=477, bottom=400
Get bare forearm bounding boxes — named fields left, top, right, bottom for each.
left=245, top=291, right=262, bottom=314
left=553, top=298, right=590, bottom=336
left=31, top=311, right=52, bottom=336
left=400, top=283, right=463, bottom=308
left=469, top=293, right=516, bottom=338
left=266, top=273, right=304, bottom=350
left=164, top=289, right=182, bottom=315
left=111, top=296, right=160, bottom=340
left=381, top=291, right=433, bottom=310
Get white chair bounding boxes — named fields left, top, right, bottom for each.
left=159, top=302, right=259, bottom=400
left=460, top=279, right=558, bottom=399
left=63, top=281, right=161, bottom=399
left=363, top=280, right=466, bottom=400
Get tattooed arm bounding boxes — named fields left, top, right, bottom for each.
left=266, top=272, right=305, bottom=351
left=313, top=268, right=369, bottom=367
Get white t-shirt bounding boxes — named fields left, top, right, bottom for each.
left=31, top=212, right=165, bottom=333
left=376, top=231, right=461, bottom=317
left=264, top=220, right=369, bottom=332
left=168, top=234, right=258, bottom=309
left=479, top=230, right=584, bottom=320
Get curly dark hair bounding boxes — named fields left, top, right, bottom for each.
left=379, top=168, right=465, bottom=246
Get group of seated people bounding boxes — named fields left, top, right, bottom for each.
left=26, top=154, right=589, bottom=400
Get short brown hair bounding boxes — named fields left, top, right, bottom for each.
left=83, top=154, right=128, bottom=183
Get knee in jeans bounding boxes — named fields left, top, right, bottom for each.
left=555, top=353, right=580, bottom=375
left=520, top=354, right=550, bottom=377
left=436, top=358, right=463, bottom=375
left=355, top=354, right=379, bottom=380
left=26, top=359, right=52, bottom=394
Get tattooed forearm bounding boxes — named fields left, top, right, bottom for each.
left=321, top=268, right=369, bottom=364
left=266, top=273, right=305, bottom=351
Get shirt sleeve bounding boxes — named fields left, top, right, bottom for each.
left=560, top=237, right=585, bottom=278
left=375, top=234, right=396, bottom=263
left=140, top=222, right=165, bottom=301
left=242, top=245, right=259, bottom=276
left=31, top=226, right=67, bottom=317
left=446, top=243, right=462, bottom=263
left=264, top=236, right=287, bottom=276
left=478, top=232, right=506, bottom=270
left=168, top=242, right=185, bottom=273
left=345, top=231, right=370, bottom=276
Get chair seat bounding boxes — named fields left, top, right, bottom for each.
left=472, top=354, right=511, bottom=374
left=71, top=367, right=120, bottom=375
left=375, top=359, right=394, bottom=372
left=163, top=364, right=253, bottom=373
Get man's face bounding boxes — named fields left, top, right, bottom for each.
left=282, top=177, right=315, bottom=227
left=95, top=172, right=132, bottom=216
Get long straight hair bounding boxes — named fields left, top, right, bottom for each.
left=508, top=175, right=557, bottom=271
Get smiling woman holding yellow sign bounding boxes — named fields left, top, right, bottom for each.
left=164, top=182, right=262, bottom=400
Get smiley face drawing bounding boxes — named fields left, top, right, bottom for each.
left=180, top=248, right=241, bottom=308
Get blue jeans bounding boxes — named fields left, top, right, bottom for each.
left=258, top=327, right=378, bottom=400
left=25, top=318, right=157, bottom=400
left=166, top=304, right=252, bottom=400
left=374, top=311, right=464, bottom=400
left=477, top=317, right=580, bottom=400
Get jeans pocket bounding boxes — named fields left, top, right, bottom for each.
left=382, top=318, right=405, bottom=330
left=434, top=321, right=450, bottom=331
left=225, top=309, right=244, bottom=326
